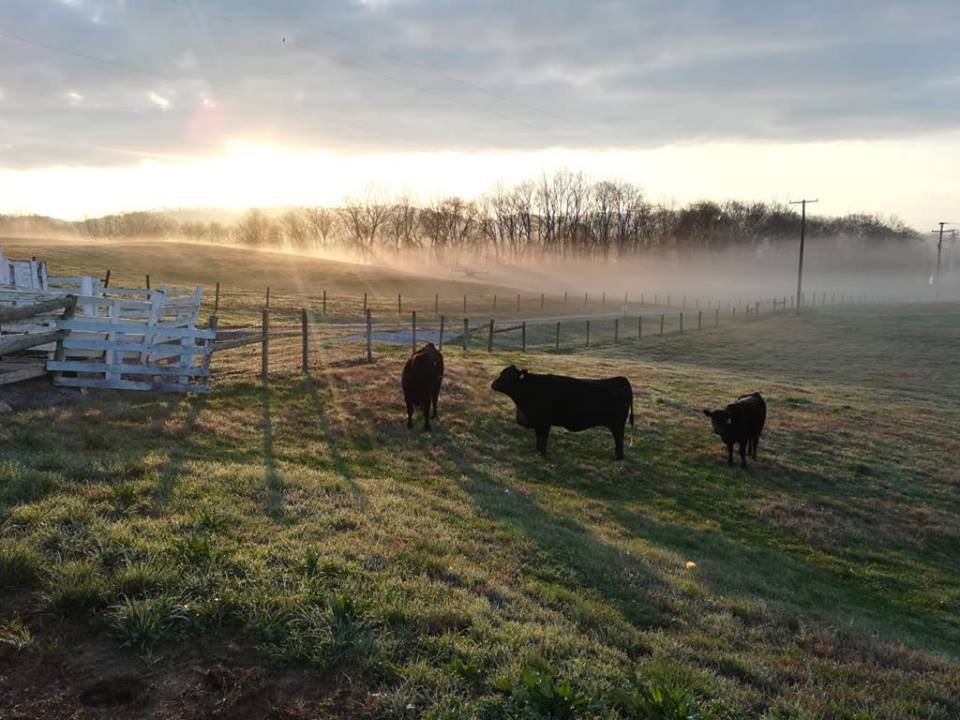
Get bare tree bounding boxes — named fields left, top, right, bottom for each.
left=386, top=195, right=421, bottom=254
left=280, top=209, right=309, bottom=249
left=337, top=191, right=391, bottom=257
left=235, top=209, right=278, bottom=246
left=303, top=207, right=337, bottom=249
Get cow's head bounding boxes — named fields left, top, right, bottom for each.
left=491, top=365, right=526, bottom=395
left=702, top=408, right=733, bottom=435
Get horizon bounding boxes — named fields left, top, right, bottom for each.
left=1, top=1, right=958, bottom=227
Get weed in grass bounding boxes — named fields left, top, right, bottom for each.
left=43, top=560, right=109, bottom=616
left=110, top=595, right=188, bottom=649
left=0, top=540, right=45, bottom=587
left=173, top=532, right=219, bottom=567
left=610, top=672, right=703, bottom=720
left=109, top=483, right=138, bottom=511
left=289, top=594, right=375, bottom=669
left=111, top=560, right=176, bottom=599
left=493, top=665, right=592, bottom=720
left=0, top=619, right=34, bottom=652
left=0, top=461, right=61, bottom=506
left=303, top=547, right=320, bottom=577
left=81, top=428, right=113, bottom=451
left=193, top=506, right=230, bottom=533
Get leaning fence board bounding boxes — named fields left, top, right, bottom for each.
left=0, top=363, right=47, bottom=386
left=0, top=330, right=65, bottom=356
left=0, top=296, right=76, bottom=323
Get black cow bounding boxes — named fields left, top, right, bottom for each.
left=491, top=365, right=634, bottom=459
left=702, top=392, right=766, bottom=468
left=402, top=343, right=444, bottom=430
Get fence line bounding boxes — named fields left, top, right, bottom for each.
left=218, top=288, right=900, bottom=383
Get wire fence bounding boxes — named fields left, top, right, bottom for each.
left=210, top=290, right=902, bottom=383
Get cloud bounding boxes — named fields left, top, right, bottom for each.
left=148, top=91, right=171, bottom=110
left=0, top=0, right=957, bottom=168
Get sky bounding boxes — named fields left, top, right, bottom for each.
left=0, top=0, right=958, bottom=226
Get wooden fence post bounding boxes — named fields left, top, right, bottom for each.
left=715, top=308, right=719, bottom=327
left=679, top=312, right=684, bottom=333
left=755, top=301, right=760, bottom=317
left=585, top=320, right=590, bottom=347
left=435, top=293, right=439, bottom=314
left=398, top=293, right=402, bottom=315
left=411, top=311, right=417, bottom=351
left=439, top=315, right=446, bottom=351
left=365, top=309, right=372, bottom=363
left=638, top=315, right=642, bottom=340
left=641, top=292, right=645, bottom=305
left=698, top=310, right=702, bottom=330
left=214, top=282, right=220, bottom=314
left=521, top=321, right=526, bottom=352
left=301, top=308, right=309, bottom=375
left=584, top=292, right=589, bottom=307
left=516, top=293, right=521, bottom=312
left=103, top=269, right=111, bottom=288
left=602, top=292, right=606, bottom=308
left=624, top=291, right=628, bottom=306
left=488, top=319, right=494, bottom=352
left=261, top=307, right=269, bottom=382
left=462, top=318, right=469, bottom=351
left=362, top=292, right=366, bottom=314
left=463, top=295, right=467, bottom=313
left=660, top=314, right=664, bottom=335
left=145, top=274, right=150, bottom=290
left=667, top=294, right=671, bottom=307
left=555, top=321, right=560, bottom=351
left=322, top=290, right=326, bottom=314
left=563, top=291, right=567, bottom=308
left=614, top=317, right=619, bottom=344
left=266, top=286, right=270, bottom=309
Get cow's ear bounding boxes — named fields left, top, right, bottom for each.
left=725, top=417, right=733, bottom=424
left=702, top=409, right=712, bottom=417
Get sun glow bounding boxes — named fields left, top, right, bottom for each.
left=1, top=133, right=958, bottom=226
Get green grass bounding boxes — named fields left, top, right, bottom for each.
left=1, top=302, right=959, bottom=718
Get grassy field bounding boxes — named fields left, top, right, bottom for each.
left=0, top=237, right=682, bottom=328
left=1, top=292, right=959, bottom=717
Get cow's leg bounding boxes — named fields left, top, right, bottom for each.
left=739, top=441, right=747, bottom=468
left=431, top=387, right=439, bottom=419
left=611, top=425, right=625, bottom=460
left=406, top=399, right=414, bottom=429
left=726, top=442, right=734, bottom=466
left=422, top=402, right=431, bottom=431
left=752, top=435, right=759, bottom=460
left=535, top=426, right=550, bottom=455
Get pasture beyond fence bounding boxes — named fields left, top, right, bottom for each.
left=212, top=289, right=894, bottom=382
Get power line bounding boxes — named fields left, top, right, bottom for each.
left=174, top=1, right=548, bottom=133
left=0, top=29, right=173, bottom=81
left=789, top=198, right=818, bottom=313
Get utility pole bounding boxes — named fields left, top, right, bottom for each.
left=790, top=198, right=818, bottom=313
left=931, top=222, right=953, bottom=300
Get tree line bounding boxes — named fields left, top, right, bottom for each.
left=1, top=172, right=919, bottom=261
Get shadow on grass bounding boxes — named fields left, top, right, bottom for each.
left=301, top=373, right=369, bottom=507
left=154, top=393, right=208, bottom=505
left=436, top=435, right=676, bottom=631
left=607, top=504, right=960, bottom=658
left=260, top=383, right=285, bottom=520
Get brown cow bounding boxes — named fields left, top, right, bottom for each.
left=401, top=343, right=444, bottom=430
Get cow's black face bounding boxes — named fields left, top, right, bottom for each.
left=702, top=408, right=732, bottom=435
left=491, top=365, right=524, bottom=394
